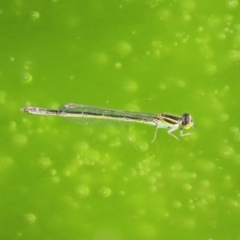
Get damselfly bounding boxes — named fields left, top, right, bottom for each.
left=21, top=103, right=194, bottom=142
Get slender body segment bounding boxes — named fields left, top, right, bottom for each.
left=21, top=103, right=194, bottom=142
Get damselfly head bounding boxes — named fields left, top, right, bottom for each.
left=181, top=113, right=194, bottom=129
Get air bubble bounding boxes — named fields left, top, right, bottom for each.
left=206, top=194, right=216, bottom=203
left=223, top=85, right=229, bottom=91
left=77, top=185, right=90, bottom=197
left=233, top=154, right=240, bottom=165
left=206, top=63, right=217, bottom=75
left=182, top=13, right=191, bottom=21
left=158, top=83, right=167, bottom=90
left=181, top=0, right=196, bottom=11
left=183, top=218, right=196, bottom=229
left=219, top=145, right=235, bottom=158
left=52, top=176, right=60, bottom=183
left=158, top=9, right=171, bottom=20
left=20, top=72, right=32, bottom=83
left=182, top=183, right=192, bottom=191
left=39, top=156, right=52, bottom=169
left=173, top=200, right=182, bottom=209
left=226, top=0, right=238, bottom=8
left=13, top=134, right=27, bottom=145
left=99, top=187, right=111, bottom=197
left=123, top=80, right=138, bottom=93
left=220, top=113, right=229, bottom=121
left=0, top=91, right=6, bottom=104
left=24, top=213, right=36, bottom=223
left=218, top=32, right=226, bottom=40
left=9, top=121, right=16, bottom=132
left=228, top=49, right=240, bottom=61
left=200, top=180, right=210, bottom=188
left=115, top=62, right=122, bottom=69
left=229, top=199, right=238, bottom=207
left=119, top=190, right=125, bottom=196
left=0, top=157, right=13, bottom=169
left=176, top=79, right=186, bottom=88
left=31, top=11, right=40, bottom=20
left=117, top=41, right=131, bottom=56
left=134, top=140, right=149, bottom=152
left=94, top=52, right=108, bottom=64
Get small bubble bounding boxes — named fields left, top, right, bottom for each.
left=76, top=185, right=90, bottom=197
left=0, top=91, right=6, bottom=104
left=181, top=0, right=196, bottom=11
left=134, top=140, right=149, bottom=152
left=50, top=169, right=57, bottom=175
left=219, top=145, right=235, bottom=158
left=97, top=133, right=108, bottom=142
left=182, top=13, right=191, bottom=21
left=233, top=154, right=240, bottom=165
left=158, top=83, right=167, bottom=90
left=22, top=118, right=32, bottom=128
left=190, top=172, right=197, bottom=179
left=229, top=199, right=239, bottom=207
left=24, top=213, right=36, bottom=224
left=231, top=127, right=240, bottom=141
left=188, top=204, right=195, bottom=210
left=206, top=194, right=216, bottom=203
left=148, top=177, right=156, bottom=184
left=182, top=183, right=192, bottom=191
left=158, top=9, right=171, bottom=20
left=226, top=0, right=238, bottom=8
left=173, top=200, right=182, bottom=209
left=200, top=180, right=210, bottom=188
left=206, top=63, right=217, bottom=75
left=176, top=79, right=186, bottom=88
left=52, top=176, right=60, bottom=183
left=119, top=190, right=125, bottom=196
left=73, top=142, right=89, bottom=152
left=198, top=198, right=208, bottom=207
left=117, top=41, right=131, bottom=56
left=223, top=85, right=229, bottom=91
left=115, top=62, right=122, bottom=69
left=9, top=121, right=17, bottom=132
left=198, top=160, right=216, bottom=173
left=123, top=80, right=138, bottom=93
left=150, top=185, right=157, bottom=192
left=94, top=52, right=108, bottom=64
left=13, top=134, right=27, bottom=145
left=31, top=11, right=40, bottom=20
left=20, top=72, right=32, bottom=83
left=225, top=14, right=233, bottom=23
left=126, top=130, right=138, bottom=142
left=39, top=157, right=52, bottom=169
left=183, top=218, right=196, bottom=229
left=23, top=61, right=32, bottom=71
left=228, top=49, right=240, bottom=61
left=170, top=163, right=183, bottom=171
left=224, top=175, right=231, bottom=181
left=99, top=187, right=111, bottom=197
left=0, top=157, right=13, bottom=169
left=234, top=134, right=240, bottom=142
left=220, top=113, right=229, bottom=122
left=218, top=32, right=226, bottom=40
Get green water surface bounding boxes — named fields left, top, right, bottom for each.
left=1, top=0, right=240, bottom=239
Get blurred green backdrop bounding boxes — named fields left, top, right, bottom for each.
left=1, top=0, right=240, bottom=239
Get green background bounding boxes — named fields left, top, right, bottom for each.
left=1, top=0, right=240, bottom=239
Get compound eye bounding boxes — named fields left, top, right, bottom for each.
left=182, top=113, right=194, bottom=129
left=182, top=113, right=190, bottom=126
